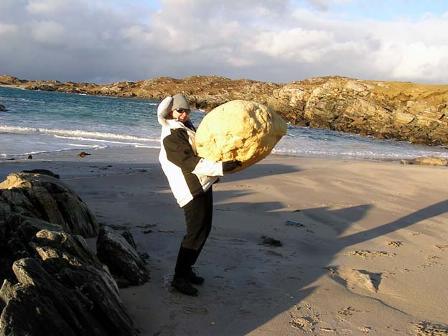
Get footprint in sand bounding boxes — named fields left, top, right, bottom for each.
left=338, top=306, right=361, bottom=317
left=327, top=266, right=382, bottom=293
left=435, top=244, right=448, bottom=251
left=345, top=250, right=396, bottom=258
left=388, top=240, right=403, bottom=247
left=412, top=321, right=448, bottom=335
left=419, top=255, right=442, bottom=269
left=289, top=303, right=321, bottom=332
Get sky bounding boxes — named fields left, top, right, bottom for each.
left=1, top=0, right=448, bottom=84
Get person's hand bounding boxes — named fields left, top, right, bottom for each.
left=222, top=160, right=242, bottom=173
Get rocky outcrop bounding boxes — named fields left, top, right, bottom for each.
left=97, top=227, right=149, bottom=288
left=2, top=74, right=448, bottom=146
left=0, top=171, right=99, bottom=237
left=0, top=171, right=143, bottom=335
left=0, top=75, right=26, bottom=86
left=270, top=77, right=448, bottom=145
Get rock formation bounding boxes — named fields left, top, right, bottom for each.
left=195, top=100, right=287, bottom=171
left=97, top=227, right=149, bottom=288
left=0, top=171, right=145, bottom=335
left=0, top=171, right=99, bottom=237
left=1, top=74, right=448, bottom=146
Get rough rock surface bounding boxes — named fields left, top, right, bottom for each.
left=97, top=227, right=149, bottom=288
left=0, top=171, right=99, bottom=237
left=0, top=171, right=138, bottom=336
left=195, top=100, right=287, bottom=171
left=2, top=74, right=448, bottom=146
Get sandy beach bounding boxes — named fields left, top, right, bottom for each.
left=1, top=147, right=447, bottom=335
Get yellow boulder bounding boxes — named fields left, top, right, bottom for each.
left=196, top=100, right=287, bottom=172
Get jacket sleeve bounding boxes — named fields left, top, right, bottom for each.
left=163, top=128, right=223, bottom=176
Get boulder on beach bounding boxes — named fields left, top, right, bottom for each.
left=96, top=227, right=149, bottom=288
left=0, top=171, right=138, bottom=336
left=195, top=100, right=287, bottom=172
left=0, top=171, right=99, bottom=237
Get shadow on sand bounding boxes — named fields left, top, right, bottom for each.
left=1, top=159, right=447, bottom=335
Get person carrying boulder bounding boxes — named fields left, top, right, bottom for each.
left=157, top=93, right=241, bottom=296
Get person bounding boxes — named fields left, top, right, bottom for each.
left=157, top=94, right=241, bottom=296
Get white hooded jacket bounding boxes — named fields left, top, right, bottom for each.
left=157, top=96, right=223, bottom=207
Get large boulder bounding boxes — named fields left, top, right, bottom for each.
left=0, top=171, right=138, bottom=336
left=195, top=100, right=287, bottom=171
left=0, top=171, right=99, bottom=237
left=0, top=256, right=136, bottom=336
left=0, top=226, right=137, bottom=335
left=96, top=227, right=149, bottom=288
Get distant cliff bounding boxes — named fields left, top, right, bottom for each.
left=1, top=74, right=447, bottom=146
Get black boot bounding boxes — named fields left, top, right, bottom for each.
left=172, top=247, right=199, bottom=296
left=171, top=276, right=198, bottom=296
left=187, top=268, right=204, bottom=285
left=186, top=246, right=205, bottom=285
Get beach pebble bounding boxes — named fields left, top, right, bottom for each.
left=260, top=235, right=283, bottom=247
left=78, top=151, right=91, bottom=158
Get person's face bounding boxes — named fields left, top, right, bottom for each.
left=172, top=108, right=191, bottom=122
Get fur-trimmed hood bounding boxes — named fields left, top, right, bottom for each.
left=157, top=96, right=173, bottom=127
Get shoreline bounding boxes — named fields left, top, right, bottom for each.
left=1, top=145, right=447, bottom=167
left=1, top=146, right=448, bottom=335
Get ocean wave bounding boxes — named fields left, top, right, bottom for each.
left=273, top=147, right=448, bottom=159
left=0, top=125, right=158, bottom=142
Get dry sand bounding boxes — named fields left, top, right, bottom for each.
left=1, top=147, right=447, bottom=335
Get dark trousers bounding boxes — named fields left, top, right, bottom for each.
left=174, top=187, right=213, bottom=277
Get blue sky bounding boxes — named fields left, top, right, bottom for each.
left=297, top=0, right=448, bottom=20
left=1, top=0, right=448, bottom=83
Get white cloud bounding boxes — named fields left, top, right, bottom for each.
left=30, top=20, right=65, bottom=45
left=305, top=0, right=354, bottom=11
left=0, top=23, right=17, bottom=35
left=0, top=0, right=448, bottom=83
left=253, top=28, right=334, bottom=61
left=26, top=0, right=75, bottom=15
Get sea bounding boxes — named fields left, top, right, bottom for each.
left=1, top=86, right=447, bottom=161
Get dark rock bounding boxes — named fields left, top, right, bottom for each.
left=1, top=281, right=79, bottom=336
left=260, top=235, right=283, bottom=247
left=0, top=171, right=138, bottom=336
left=121, top=230, right=137, bottom=249
left=0, top=104, right=6, bottom=112
left=97, top=227, right=149, bottom=287
left=285, top=220, right=305, bottom=227
left=27, top=155, right=32, bottom=160
left=0, top=172, right=98, bottom=237
left=22, top=169, right=59, bottom=178
left=1, top=257, right=137, bottom=336
left=0, top=231, right=137, bottom=336
left=31, top=229, right=105, bottom=269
